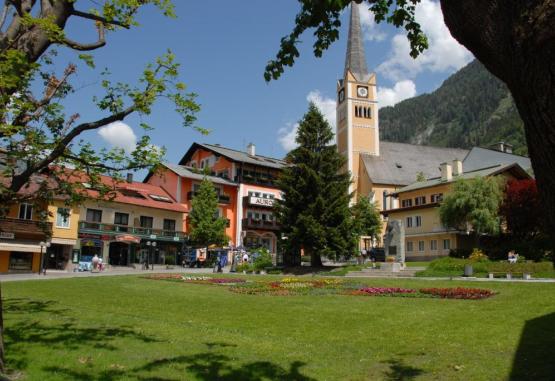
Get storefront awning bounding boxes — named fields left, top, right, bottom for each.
left=0, top=241, right=42, bottom=253
left=115, top=234, right=141, bottom=244
left=51, top=238, right=77, bottom=246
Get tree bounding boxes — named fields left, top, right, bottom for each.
left=439, top=177, right=503, bottom=244
left=275, top=103, right=355, bottom=267
left=267, top=0, right=555, bottom=262
left=188, top=178, right=228, bottom=249
left=0, top=1, right=201, bottom=375
left=351, top=196, right=382, bottom=245
left=0, top=1, right=203, bottom=215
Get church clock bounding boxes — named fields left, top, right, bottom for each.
left=357, top=86, right=368, bottom=98
left=338, top=88, right=345, bottom=103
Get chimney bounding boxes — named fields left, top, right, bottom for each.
left=452, top=159, right=463, bottom=176
left=440, top=163, right=452, bottom=182
left=247, top=143, right=256, bottom=156
left=126, top=173, right=133, bottom=183
left=504, top=143, right=513, bottom=154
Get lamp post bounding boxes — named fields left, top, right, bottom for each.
left=39, top=241, right=51, bottom=275
left=146, top=241, right=156, bottom=270
left=151, top=241, right=156, bottom=270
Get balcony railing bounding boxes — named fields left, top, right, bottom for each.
left=242, top=218, right=280, bottom=231
left=186, top=191, right=231, bottom=204
left=234, top=175, right=277, bottom=187
left=78, top=221, right=186, bottom=241
left=0, top=217, right=51, bottom=237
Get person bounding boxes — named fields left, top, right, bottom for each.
left=361, top=248, right=367, bottom=264
left=242, top=252, right=249, bottom=263
left=508, top=250, right=517, bottom=264
left=92, top=254, right=99, bottom=272
left=98, top=257, right=104, bottom=272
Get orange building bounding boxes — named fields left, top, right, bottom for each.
left=145, top=142, right=286, bottom=254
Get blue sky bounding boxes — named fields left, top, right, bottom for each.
left=53, top=0, right=473, bottom=167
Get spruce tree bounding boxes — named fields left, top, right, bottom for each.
left=276, top=103, right=354, bottom=267
left=189, top=178, right=229, bottom=248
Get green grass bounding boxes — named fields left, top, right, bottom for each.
left=2, top=274, right=555, bottom=380
left=405, top=261, right=430, bottom=268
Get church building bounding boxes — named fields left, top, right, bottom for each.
left=337, top=3, right=531, bottom=253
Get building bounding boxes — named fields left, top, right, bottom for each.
left=336, top=3, right=531, bottom=249
left=145, top=142, right=286, bottom=254
left=75, top=174, right=187, bottom=268
left=382, top=161, right=531, bottom=260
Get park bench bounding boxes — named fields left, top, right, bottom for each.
left=488, top=272, right=532, bottom=280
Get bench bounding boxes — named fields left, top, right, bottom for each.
left=488, top=272, right=532, bottom=280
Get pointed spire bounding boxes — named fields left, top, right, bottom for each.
left=344, top=2, right=369, bottom=81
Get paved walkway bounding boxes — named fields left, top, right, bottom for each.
left=0, top=266, right=224, bottom=282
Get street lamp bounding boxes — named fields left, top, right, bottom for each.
left=146, top=241, right=157, bottom=270
left=39, top=241, right=51, bottom=275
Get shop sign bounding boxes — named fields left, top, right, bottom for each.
left=149, top=234, right=157, bottom=239
left=115, top=234, right=141, bottom=244
left=78, top=233, right=101, bottom=239
left=249, top=197, right=275, bottom=207
left=0, top=232, right=15, bottom=239
left=81, top=238, right=103, bottom=247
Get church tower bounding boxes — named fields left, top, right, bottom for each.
left=336, top=2, right=379, bottom=197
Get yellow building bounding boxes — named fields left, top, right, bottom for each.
left=337, top=3, right=532, bottom=249
left=382, top=161, right=530, bottom=260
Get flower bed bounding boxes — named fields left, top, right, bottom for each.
left=419, top=287, right=495, bottom=299
left=351, top=287, right=416, bottom=296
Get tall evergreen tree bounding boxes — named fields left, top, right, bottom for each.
left=276, top=103, right=354, bottom=267
left=189, top=178, right=228, bottom=249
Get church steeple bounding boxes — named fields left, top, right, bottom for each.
left=344, top=2, right=369, bottom=82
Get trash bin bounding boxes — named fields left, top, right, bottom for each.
left=464, top=264, right=473, bottom=277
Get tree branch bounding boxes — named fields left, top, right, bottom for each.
left=62, top=22, right=105, bottom=51
left=61, top=153, right=150, bottom=172
left=71, top=9, right=130, bottom=29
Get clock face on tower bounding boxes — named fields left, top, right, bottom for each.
left=357, top=86, right=368, bottom=98
left=338, top=89, right=345, bottom=103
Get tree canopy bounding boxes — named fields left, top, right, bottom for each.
left=275, top=102, right=355, bottom=267
left=439, top=176, right=503, bottom=237
left=188, top=178, right=228, bottom=248
left=351, top=196, right=382, bottom=244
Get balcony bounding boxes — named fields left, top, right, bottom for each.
left=78, top=221, right=186, bottom=242
left=0, top=217, right=51, bottom=239
left=234, top=175, right=277, bottom=187
left=242, top=218, right=280, bottom=231
left=243, top=196, right=276, bottom=209
left=186, top=191, right=231, bottom=204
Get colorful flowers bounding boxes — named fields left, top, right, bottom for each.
left=352, top=287, right=416, bottom=296
left=419, top=287, right=495, bottom=299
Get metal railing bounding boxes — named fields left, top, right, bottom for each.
left=186, top=191, right=231, bottom=204
left=78, top=221, right=186, bottom=241
left=241, top=218, right=280, bottom=231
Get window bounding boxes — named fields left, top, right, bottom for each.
left=56, top=207, right=70, bottom=228
left=406, top=217, right=413, bottom=228
left=18, top=203, right=33, bottom=220
left=114, top=212, right=129, bottom=225
left=430, top=240, right=438, bottom=251
left=443, top=239, right=451, bottom=250
left=415, top=196, right=426, bottom=206
left=406, top=241, right=413, bottom=252
left=86, top=209, right=102, bottom=222
left=401, top=199, right=412, bottom=208
left=418, top=241, right=425, bottom=252
left=415, top=216, right=422, bottom=227
left=140, top=216, right=153, bottom=228
left=431, top=193, right=443, bottom=203
left=149, top=194, right=171, bottom=203
left=163, top=219, right=176, bottom=231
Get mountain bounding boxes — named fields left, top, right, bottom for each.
left=379, top=60, right=527, bottom=155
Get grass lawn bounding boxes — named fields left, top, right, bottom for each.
left=404, top=262, right=429, bottom=268
left=2, top=274, right=554, bottom=380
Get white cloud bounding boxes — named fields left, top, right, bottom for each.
left=98, top=121, right=137, bottom=153
left=357, top=4, right=387, bottom=42
left=278, top=91, right=337, bottom=151
left=377, top=0, right=473, bottom=81
left=377, top=80, right=417, bottom=108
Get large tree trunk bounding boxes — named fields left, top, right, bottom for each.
left=441, top=0, right=555, bottom=263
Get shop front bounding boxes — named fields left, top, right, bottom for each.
left=108, top=234, right=141, bottom=266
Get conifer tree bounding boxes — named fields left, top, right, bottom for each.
left=189, top=178, right=228, bottom=249
left=276, top=103, right=354, bottom=267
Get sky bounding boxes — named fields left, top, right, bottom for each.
left=52, top=0, right=473, bottom=169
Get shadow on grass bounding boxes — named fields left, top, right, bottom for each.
left=383, top=359, right=425, bottom=381
left=3, top=297, right=159, bottom=372
left=510, top=311, right=555, bottom=381
left=44, top=347, right=316, bottom=381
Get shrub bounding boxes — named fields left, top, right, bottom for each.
left=469, top=248, right=488, bottom=262
left=420, top=287, right=495, bottom=299
left=449, top=248, right=472, bottom=258
left=385, top=255, right=396, bottom=262
left=487, top=261, right=553, bottom=274
left=164, top=256, right=176, bottom=266
left=253, top=248, right=273, bottom=270
left=236, top=263, right=253, bottom=273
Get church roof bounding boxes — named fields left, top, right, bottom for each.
left=344, top=2, right=370, bottom=82
left=362, top=141, right=469, bottom=186
left=462, top=146, right=532, bottom=172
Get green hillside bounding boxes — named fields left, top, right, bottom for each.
left=379, top=60, right=527, bottom=155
